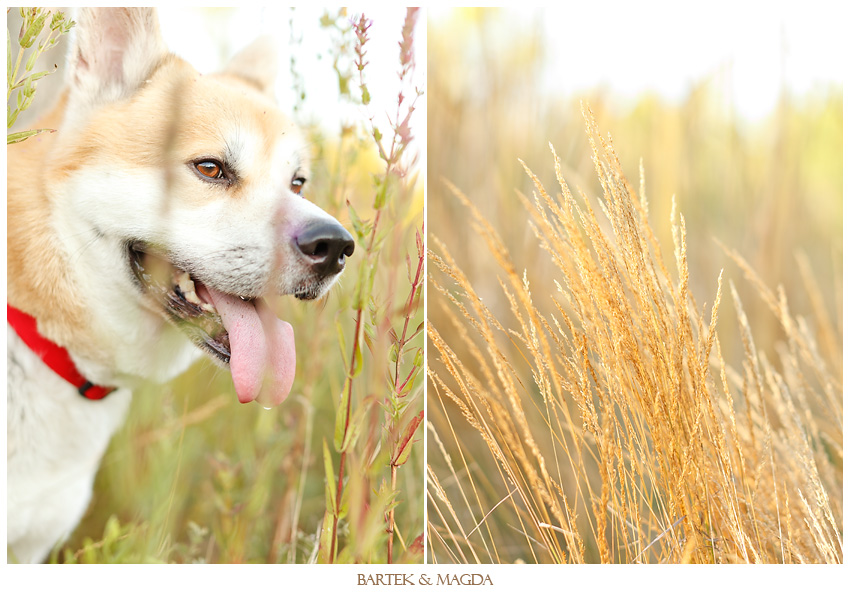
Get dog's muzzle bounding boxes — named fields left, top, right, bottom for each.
left=296, top=221, right=355, bottom=277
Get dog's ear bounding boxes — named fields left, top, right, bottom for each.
left=66, top=8, right=168, bottom=117
left=222, top=36, right=278, bottom=98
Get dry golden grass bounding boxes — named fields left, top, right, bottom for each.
left=426, top=105, right=843, bottom=564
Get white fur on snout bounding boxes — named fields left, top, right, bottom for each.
left=279, top=191, right=345, bottom=236
left=270, top=189, right=351, bottom=294
left=50, top=168, right=201, bottom=383
left=54, top=159, right=345, bottom=302
left=52, top=117, right=345, bottom=335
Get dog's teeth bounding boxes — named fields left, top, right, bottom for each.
left=171, top=268, right=217, bottom=313
left=175, top=270, right=194, bottom=289
left=173, top=269, right=215, bottom=312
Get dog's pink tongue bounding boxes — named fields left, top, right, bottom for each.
left=202, top=287, right=295, bottom=406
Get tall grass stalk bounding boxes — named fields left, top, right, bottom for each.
left=427, top=105, right=842, bottom=564
left=321, top=8, right=424, bottom=564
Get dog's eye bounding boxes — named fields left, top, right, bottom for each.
left=195, top=160, right=224, bottom=180
left=290, top=176, right=307, bottom=195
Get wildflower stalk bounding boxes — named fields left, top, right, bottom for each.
left=328, top=8, right=422, bottom=563
left=386, top=225, right=424, bottom=563
left=7, top=7, right=74, bottom=143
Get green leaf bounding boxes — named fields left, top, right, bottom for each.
left=21, top=69, right=54, bottom=84
left=338, top=481, right=351, bottom=520
left=392, top=410, right=423, bottom=467
left=340, top=401, right=367, bottom=453
left=373, top=179, right=388, bottom=210
left=81, top=537, right=96, bottom=563
left=362, top=324, right=375, bottom=354
left=401, top=368, right=421, bottom=396
left=334, top=379, right=350, bottom=452
left=347, top=202, right=369, bottom=242
left=354, top=258, right=370, bottom=310
left=20, top=12, right=47, bottom=49
left=26, top=47, right=38, bottom=71
left=412, top=284, right=423, bottom=313
left=21, top=91, right=35, bottom=111
left=337, top=72, right=350, bottom=96
left=49, top=11, right=68, bottom=31
left=317, top=511, right=334, bottom=564
left=352, top=337, right=363, bottom=377
left=362, top=260, right=376, bottom=304
left=7, top=128, right=54, bottom=144
left=322, top=440, right=337, bottom=513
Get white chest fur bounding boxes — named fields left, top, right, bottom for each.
left=6, top=327, right=133, bottom=563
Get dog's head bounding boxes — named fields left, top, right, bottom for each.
left=51, top=8, right=354, bottom=405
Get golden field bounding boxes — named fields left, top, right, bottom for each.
left=426, top=9, right=842, bottom=564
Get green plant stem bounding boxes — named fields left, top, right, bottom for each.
left=387, top=463, right=398, bottom=563
left=382, top=227, right=423, bottom=563
left=8, top=18, right=64, bottom=99
left=328, top=11, right=421, bottom=562
left=393, top=230, right=424, bottom=392
left=329, top=207, right=383, bottom=563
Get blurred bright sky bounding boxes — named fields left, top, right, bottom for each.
left=157, top=6, right=424, bottom=161
left=431, top=2, right=844, bottom=122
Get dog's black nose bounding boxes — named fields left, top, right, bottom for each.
left=296, top=221, right=355, bottom=276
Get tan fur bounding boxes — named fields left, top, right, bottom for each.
left=54, top=58, right=303, bottom=186
left=8, top=57, right=306, bottom=363
left=7, top=93, right=104, bottom=363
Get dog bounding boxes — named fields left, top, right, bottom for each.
left=6, top=8, right=354, bottom=563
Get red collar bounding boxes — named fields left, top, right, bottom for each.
left=7, top=304, right=115, bottom=400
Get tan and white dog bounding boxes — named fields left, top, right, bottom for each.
left=7, top=8, right=354, bottom=563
